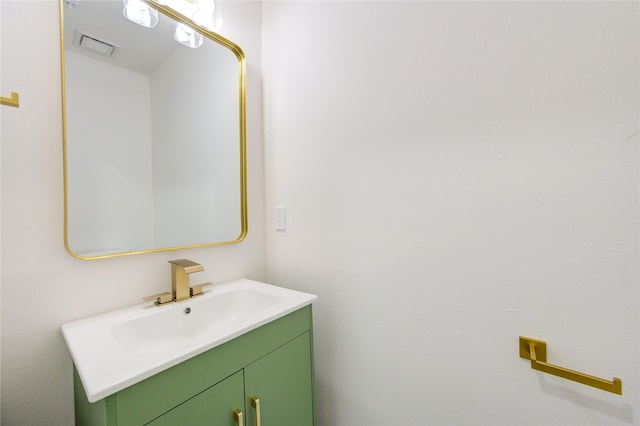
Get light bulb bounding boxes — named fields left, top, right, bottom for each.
left=213, top=9, right=222, bottom=30
left=168, top=0, right=196, bottom=19
left=174, top=23, right=204, bottom=48
left=212, top=0, right=223, bottom=30
left=192, top=9, right=214, bottom=30
left=198, top=0, right=215, bottom=14
left=123, top=0, right=158, bottom=28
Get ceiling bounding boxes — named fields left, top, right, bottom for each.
left=62, top=0, right=179, bottom=75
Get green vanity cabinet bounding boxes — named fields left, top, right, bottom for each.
left=74, top=306, right=316, bottom=426
left=147, top=370, right=244, bottom=426
left=244, top=332, right=314, bottom=426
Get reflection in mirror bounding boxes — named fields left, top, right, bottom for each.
left=60, top=0, right=246, bottom=260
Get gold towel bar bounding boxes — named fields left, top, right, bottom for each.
left=1, top=92, right=19, bottom=108
left=519, top=336, right=622, bottom=395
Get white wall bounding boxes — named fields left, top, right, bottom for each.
left=150, top=39, right=241, bottom=247
left=65, top=50, right=155, bottom=255
left=0, top=1, right=264, bottom=424
left=262, top=2, right=639, bottom=425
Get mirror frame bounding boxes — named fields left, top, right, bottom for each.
left=59, top=0, right=247, bottom=260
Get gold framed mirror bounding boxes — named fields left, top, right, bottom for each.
left=60, top=0, right=247, bottom=260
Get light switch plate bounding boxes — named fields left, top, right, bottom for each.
left=275, top=206, right=286, bottom=231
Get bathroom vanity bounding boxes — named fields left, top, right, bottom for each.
left=63, top=279, right=318, bottom=425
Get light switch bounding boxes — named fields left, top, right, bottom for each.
left=275, top=206, right=286, bottom=231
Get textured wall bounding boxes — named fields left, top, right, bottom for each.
left=262, top=2, right=639, bottom=424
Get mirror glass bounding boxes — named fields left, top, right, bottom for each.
left=60, top=0, right=246, bottom=259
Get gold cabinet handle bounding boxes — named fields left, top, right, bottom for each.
left=1, top=92, right=19, bottom=108
left=519, top=336, right=622, bottom=395
left=234, top=408, right=243, bottom=425
left=251, top=396, right=261, bottom=426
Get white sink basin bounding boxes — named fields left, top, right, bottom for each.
left=61, top=278, right=318, bottom=402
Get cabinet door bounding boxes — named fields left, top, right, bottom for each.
left=147, top=370, right=245, bottom=426
left=244, top=332, right=314, bottom=426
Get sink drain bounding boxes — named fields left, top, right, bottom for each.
left=183, top=307, right=191, bottom=315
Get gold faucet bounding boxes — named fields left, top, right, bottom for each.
left=144, top=259, right=211, bottom=306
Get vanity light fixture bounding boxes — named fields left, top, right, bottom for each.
left=122, top=0, right=223, bottom=48
left=157, top=0, right=220, bottom=30
left=157, top=0, right=223, bottom=48
left=174, top=23, right=204, bottom=48
left=123, top=0, right=158, bottom=28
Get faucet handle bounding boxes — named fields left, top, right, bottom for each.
left=143, top=291, right=173, bottom=306
left=190, top=282, right=212, bottom=297
left=168, top=259, right=204, bottom=274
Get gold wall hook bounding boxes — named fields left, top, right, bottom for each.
left=1, top=92, right=20, bottom=108
left=519, top=336, right=622, bottom=395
